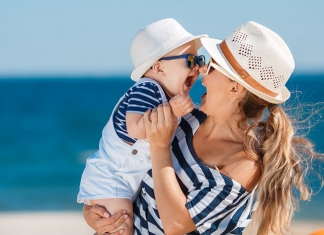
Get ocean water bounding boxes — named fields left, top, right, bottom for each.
left=0, top=74, right=323, bottom=220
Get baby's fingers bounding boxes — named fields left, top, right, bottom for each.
left=182, top=99, right=194, bottom=113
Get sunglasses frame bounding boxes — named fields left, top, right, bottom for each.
left=160, top=54, right=206, bottom=69
left=205, top=59, right=230, bottom=77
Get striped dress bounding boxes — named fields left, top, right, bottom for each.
left=133, top=109, right=257, bottom=235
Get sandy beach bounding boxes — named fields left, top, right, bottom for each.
left=0, top=211, right=323, bottom=235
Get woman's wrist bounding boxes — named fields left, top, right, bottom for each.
left=150, top=145, right=171, bottom=154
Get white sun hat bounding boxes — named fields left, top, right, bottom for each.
left=130, top=18, right=208, bottom=82
left=201, top=21, right=295, bottom=104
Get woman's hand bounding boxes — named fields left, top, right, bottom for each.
left=83, top=204, right=129, bottom=235
left=144, top=102, right=178, bottom=149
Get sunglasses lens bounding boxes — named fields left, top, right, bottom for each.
left=187, top=55, right=195, bottom=68
left=198, top=55, right=205, bottom=67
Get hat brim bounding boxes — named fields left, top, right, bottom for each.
left=201, top=37, right=290, bottom=104
left=131, top=34, right=208, bottom=82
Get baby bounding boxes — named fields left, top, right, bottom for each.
left=77, top=18, right=207, bottom=234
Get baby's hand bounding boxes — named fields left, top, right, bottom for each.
left=169, top=92, right=194, bottom=118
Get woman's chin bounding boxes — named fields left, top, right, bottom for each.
left=199, top=93, right=207, bottom=111
left=201, top=92, right=207, bottom=103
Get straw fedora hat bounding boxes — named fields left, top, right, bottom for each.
left=201, top=21, right=295, bottom=104
left=130, top=18, right=208, bottom=82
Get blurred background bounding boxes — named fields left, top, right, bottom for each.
left=0, top=1, right=323, bottom=234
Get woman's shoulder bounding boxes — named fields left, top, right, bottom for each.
left=221, top=155, right=261, bottom=192
left=220, top=131, right=261, bottom=192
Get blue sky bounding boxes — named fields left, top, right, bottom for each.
left=0, top=0, right=323, bottom=77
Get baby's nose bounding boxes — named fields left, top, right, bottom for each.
left=190, top=63, right=198, bottom=71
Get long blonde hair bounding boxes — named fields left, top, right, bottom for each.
left=239, top=91, right=323, bottom=235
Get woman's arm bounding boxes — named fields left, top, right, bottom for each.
left=83, top=204, right=129, bottom=235
left=144, top=103, right=196, bottom=235
left=150, top=145, right=196, bottom=235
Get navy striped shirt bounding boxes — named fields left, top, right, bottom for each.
left=113, top=79, right=168, bottom=144
left=133, top=108, right=257, bottom=235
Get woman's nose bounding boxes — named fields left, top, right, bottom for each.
left=199, top=64, right=207, bottom=74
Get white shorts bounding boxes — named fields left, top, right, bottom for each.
left=77, top=139, right=151, bottom=204
left=77, top=78, right=168, bottom=205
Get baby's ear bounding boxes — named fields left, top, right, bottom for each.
left=151, top=61, right=164, bottom=74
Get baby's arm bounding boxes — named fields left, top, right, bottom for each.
left=126, top=93, right=193, bottom=139
left=169, top=92, right=194, bottom=118
left=126, top=92, right=193, bottom=139
left=126, top=112, right=146, bottom=139
left=125, top=81, right=168, bottom=140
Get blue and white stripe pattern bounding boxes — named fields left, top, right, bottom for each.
left=133, top=109, right=257, bottom=235
left=113, top=80, right=165, bottom=144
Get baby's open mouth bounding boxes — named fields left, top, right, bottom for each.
left=185, top=76, right=195, bottom=88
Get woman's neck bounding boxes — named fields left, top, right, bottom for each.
left=199, top=114, right=248, bottom=143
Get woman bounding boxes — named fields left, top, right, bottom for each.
left=84, top=21, right=322, bottom=235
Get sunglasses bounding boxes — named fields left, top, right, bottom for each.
left=205, top=59, right=229, bottom=76
left=160, top=54, right=206, bottom=69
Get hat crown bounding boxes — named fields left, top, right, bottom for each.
left=129, top=18, right=207, bottom=81
left=130, top=18, right=193, bottom=67
left=225, top=21, right=295, bottom=94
